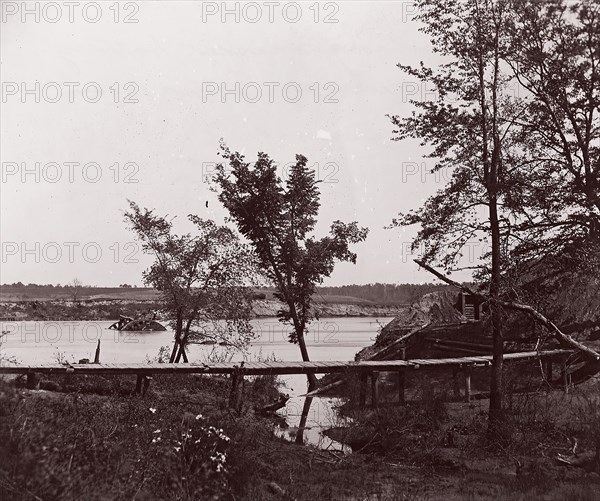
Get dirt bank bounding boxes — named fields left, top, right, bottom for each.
left=0, top=299, right=406, bottom=322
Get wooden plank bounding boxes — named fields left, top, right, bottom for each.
left=0, top=349, right=576, bottom=376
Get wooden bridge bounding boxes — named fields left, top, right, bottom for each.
left=0, top=349, right=576, bottom=408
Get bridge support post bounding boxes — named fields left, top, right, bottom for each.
left=464, top=370, right=471, bottom=403
left=452, top=369, right=461, bottom=399
left=229, top=367, right=245, bottom=412
left=359, top=370, right=367, bottom=409
left=142, top=376, right=152, bottom=396
left=26, top=372, right=40, bottom=390
left=135, top=374, right=152, bottom=395
left=371, top=372, right=379, bottom=408
left=397, top=370, right=405, bottom=405
left=562, top=365, right=571, bottom=394
left=397, top=348, right=406, bottom=405
left=544, top=359, right=553, bottom=382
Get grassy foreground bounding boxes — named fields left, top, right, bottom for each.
left=0, top=372, right=599, bottom=501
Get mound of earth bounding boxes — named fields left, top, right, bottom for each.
left=356, top=290, right=468, bottom=360
left=513, top=246, right=600, bottom=341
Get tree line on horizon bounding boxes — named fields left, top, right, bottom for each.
left=316, top=283, right=451, bottom=304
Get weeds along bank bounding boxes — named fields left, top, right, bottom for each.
left=0, top=373, right=284, bottom=500
left=1, top=370, right=600, bottom=500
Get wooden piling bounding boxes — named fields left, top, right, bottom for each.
left=464, top=371, right=471, bottom=403
left=229, top=365, right=246, bottom=412
left=135, top=374, right=143, bottom=394
left=452, top=369, right=461, bottom=399
left=397, top=348, right=406, bottom=405
left=545, top=359, right=553, bottom=382
left=26, top=372, right=40, bottom=390
left=371, top=371, right=379, bottom=408
left=229, top=370, right=240, bottom=408
left=562, top=365, right=570, bottom=394
left=359, top=370, right=367, bottom=409
left=142, top=376, right=152, bottom=396
left=397, top=370, right=405, bottom=405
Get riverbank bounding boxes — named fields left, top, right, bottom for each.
left=1, top=373, right=597, bottom=501
left=0, top=299, right=405, bottom=322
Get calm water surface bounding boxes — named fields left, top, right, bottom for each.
left=0, top=317, right=389, bottom=450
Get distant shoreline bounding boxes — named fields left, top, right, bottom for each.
left=0, top=298, right=406, bottom=322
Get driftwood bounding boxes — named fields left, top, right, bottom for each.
left=556, top=451, right=598, bottom=468
left=301, top=379, right=344, bottom=397
left=413, top=259, right=600, bottom=361
left=256, top=395, right=289, bottom=415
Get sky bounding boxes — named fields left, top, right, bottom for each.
left=0, top=0, right=466, bottom=287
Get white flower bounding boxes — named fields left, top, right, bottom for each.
left=153, top=429, right=161, bottom=434
left=195, top=414, right=203, bottom=420
left=149, top=407, right=157, bottom=414
left=151, top=437, right=162, bottom=443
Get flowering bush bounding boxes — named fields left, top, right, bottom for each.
left=154, top=412, right=232, bottom=500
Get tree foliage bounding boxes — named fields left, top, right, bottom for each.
left=389, top=0, right=599, bottom=439
left=213, top=143, right=368, bottom=388
left=124, top=201, right=259, bottom=363
left=505, top=0, right=600, bottom=272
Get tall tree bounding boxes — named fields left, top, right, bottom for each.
left=214, top=144, right=368, bottom=390
left=504, top=0, right=600, bottom=273
left=124, top=201, right=258, bottom=363
left=388, top=0, right=517, bottom=439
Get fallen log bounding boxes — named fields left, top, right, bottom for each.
left=367, top=322, right=431, bottom=360
left=255, top=394, right=289, bottom=416
left=556, top=451, right=597, bottom=468
left=414, top=259, right=600, bottom=362
left=301, top=379, right=344, bottom=397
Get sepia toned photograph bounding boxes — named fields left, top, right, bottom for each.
left=1, top=1, right=599, bottom=499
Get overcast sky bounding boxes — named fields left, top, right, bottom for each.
left=1, top=1, right=464, bottom=287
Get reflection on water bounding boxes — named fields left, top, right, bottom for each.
left=0, top=317, right=386, bottom=450
left=274, top=395, right=352, bottom=452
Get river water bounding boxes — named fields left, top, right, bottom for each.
left=0, top=317, right=389, bottom=450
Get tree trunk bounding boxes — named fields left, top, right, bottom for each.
left=289, top=303, right=318, bottom=391
left=487, top=191, right=505, bottom=441
left=169, top=314, right=183, bottom=363
left=297, top=332, right=318, bottom=391
left=175, top=323, right=191, bottom=363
